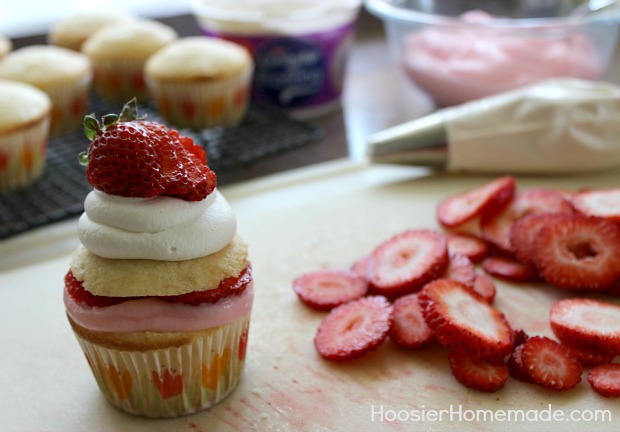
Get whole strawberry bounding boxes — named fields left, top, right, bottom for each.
left=80, top=99, right=216, bottom=201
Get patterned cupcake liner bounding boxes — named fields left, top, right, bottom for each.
left=74, top=315, right=251, bottom=418
left=91, top=59, right=150, bottom=103
left=45, top=74, right=92, bottom=135
left=146, top=67, right=252, bottom=130
left=0, top=116, right=50, bottom=191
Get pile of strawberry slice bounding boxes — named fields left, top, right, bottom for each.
left=292, top=176, right=620, bottom=396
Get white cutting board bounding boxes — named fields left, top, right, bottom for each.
left=1, top=159, right=619, bottom=432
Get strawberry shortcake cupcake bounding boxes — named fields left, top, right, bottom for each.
left=63, top=100, right=252, bottom=417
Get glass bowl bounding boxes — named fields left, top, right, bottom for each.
left=365, top=0, right=620, bottom=106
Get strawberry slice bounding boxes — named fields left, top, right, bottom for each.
left=418, top=279, right=514, bottom=361
left=446, top=233, right=489, bottom=263
left=442, top=253, right=476, bottom=287
left=571, top=189, right=620, bottom=223
left=510, top=212, right=573, bottom=267
left=367, top=230, right=449, bottom=297
left=314, top=296, right=393, bottom=361
left=481, top=188, right=573, bottom=254
left=507, top=343, right=534, bottom=383
left=471, top=272, right=496, bottom=303
left=436, top=176, right=515, bottom=229
left=389, top=293, right=435, bottom=349
left=520, top=336, right=583, bottom=391
left=292, top=269, right=368, bottom=311
left=550, top=298, right=620, bottom=355
left=587, top=363, right=620, bottom=398
left=66, top=267, right=252, bottom=307
left=350, top=255, right=371, bottom=279
left=568, top=345, right=616, bottom=367
left=481, top=255, right=539, bottom=283
left=448, top=351, right=509, bottom=393
left=533, top=215, right=620, bottom=291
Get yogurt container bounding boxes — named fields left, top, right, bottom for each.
left=193, top=0, right=362, bottom=119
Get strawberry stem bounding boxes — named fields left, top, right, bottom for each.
left=83, top=115, right=100, bottom=141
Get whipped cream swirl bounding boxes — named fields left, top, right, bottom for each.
left=78, top=189, right=236, bottom=261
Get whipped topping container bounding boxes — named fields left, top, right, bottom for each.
left=193, top=0, right=362, bottom=118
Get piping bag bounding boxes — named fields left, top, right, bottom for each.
left=367, top=78, right=620, bottom=173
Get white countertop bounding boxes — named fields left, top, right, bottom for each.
left=1, top=159, right=619, bottom=431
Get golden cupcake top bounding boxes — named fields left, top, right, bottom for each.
left=145, top=36, right=252, bottom=81
left=48, top=11, right=135, bottom=51
left=0, top=45, right=92, bottom=88
left=0, top=80, right=51, bottom=135
left=81, top=19, right=178, bottom=62
left=70, top=235, right=249, bottom=297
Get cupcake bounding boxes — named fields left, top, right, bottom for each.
left=0, top=80, right=51, bottom=190
left=63, top=100, right=252, bottom=417
left=82, top=20, right=178, bottom=103
left=0, top=45, right=92, bottom=135
left=48, top=10, right=135, bottom=51
left=145, top=37, right=252, bottom=129
left=0, top=34, right=11, bottom=61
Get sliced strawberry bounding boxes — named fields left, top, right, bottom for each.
left=448, top=351, right=509, bottom=393
left=436, top=176, right=515, bottom=229
left=571, top=189, right=620, bottom=223
left=481, top=188, right=573, bottom=254
left=481, top=255, right=539, bottom=283
left=471, top=272, right=497, bottom=303
left=550, top=298, right=620, bottom=355
left=64, top=270, right=125, bottom=307
left=533, top=215, right=620, bottom=291
left=350, top=255, right=371, bottom=279
left=568, top=345, right=616, bottom=367
left=510, top=212, right=573, bottom=267
left=587, top=363, right=620, bottom=398
left=418, top=279, right=514, bottom=361
left=314, top=296, right=393, bottom=361
left=520, top=336, right=582, bottom=391
left=512, top=328, right=530, bottom=347
left=65, top=266, right=252, bottom=307
left=389, top=293, right=435, bottom=349
left=292, top=269, right=368, bottom=311
left=507, top=344, right=534, bottom=383
left=367, top=229, right=449, bottom=297
left=447, top=253, right=477, bottom=284
left=442, top=253, right=476, bottom=287
left=446, top=233, right=489, bottom=263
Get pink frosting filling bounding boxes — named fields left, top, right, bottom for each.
left=403, top=11, right=603, bottom=106
left=64, top=284, right=254, bottom=333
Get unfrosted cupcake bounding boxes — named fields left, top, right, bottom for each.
left=0, top=45, right=92, bottom=135
left=63, top=101, right=252, bottom=417
left=0, top=80, right=51, bottom=190
left=145, top=37, right=252, bottom=129
left=48, top=10, right=135, bottom=51
left=0, top=34, right=11, bottom=61
left=82, top=20, right=178, bottom=103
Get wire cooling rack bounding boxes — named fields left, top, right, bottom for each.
left=0, top=97, right=324, bottom=240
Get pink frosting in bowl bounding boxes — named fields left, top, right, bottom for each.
left=64, top=284, right=254, bottom=333
left=401, top=11, right=604, bottom=106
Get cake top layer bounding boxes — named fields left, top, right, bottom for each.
left=0, top=80, right=51, bottom=134
left=0, top=45, right=92, bottom=88
left=82, top=19, right=178, bottom=61
left=145, top=37, right=252, bottom=80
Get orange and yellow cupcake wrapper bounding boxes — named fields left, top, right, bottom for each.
left=74, top=315, right=251, bottom=418
left=0, top=115, right=50, bottom=191
left=146, top=67, right=252, bottom=130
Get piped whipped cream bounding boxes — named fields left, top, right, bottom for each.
left=78, top=189, right=236, bottom=261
